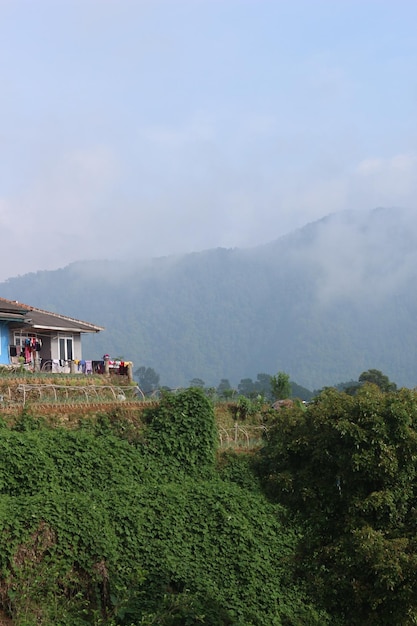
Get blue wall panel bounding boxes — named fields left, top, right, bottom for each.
left=0, top=322, right=9, bottom=364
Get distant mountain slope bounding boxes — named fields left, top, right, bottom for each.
left=2, top=207, right=417, bottom=390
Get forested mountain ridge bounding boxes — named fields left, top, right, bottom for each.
left=1, top=206, right=417, bottom=390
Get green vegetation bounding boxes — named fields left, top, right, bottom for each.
left=258, top=383, right=417, bottom=625
left=0, top=388, right=325, bottom=625
left=3, top=379, right=417, bottom=625
left=270, top=371, right=291, bottom=401
left=332, top=369, right=398, bottom=396
left=132, top=367, right=313, bottom=404
left=3, top=207, right=417, bottom=391
left=358, top=368, right=397, bottom=392
left=134, top=366, right=160, bottom=395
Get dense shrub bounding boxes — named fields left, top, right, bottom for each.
left=142, top=387, right=218, bottom=476
left=0, top=389, right=326, bottom=625
left=257, top=385, right=417, bottom=625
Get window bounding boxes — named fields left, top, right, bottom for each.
left=59, top=335, right=73, bottom=361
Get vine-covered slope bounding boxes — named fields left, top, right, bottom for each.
left=0, top=389, right=326, bottom=626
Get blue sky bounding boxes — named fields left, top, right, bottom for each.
left=1, top=0, right=416, bottom=280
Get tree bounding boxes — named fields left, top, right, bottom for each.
left=135, top=366, right=160, bottom=395
left=217, top=379, right=235, bottom=399
left=189, top=378, right=205, bottom=389
left=358, top=368, right=397, bottom=392
left=258, top=385, right=417, bottom=624
left=255, top=373, right=272, bottom=400
left=270, top=371, right=291, bottom=400
left=237, top=378, right=257, bottom=398
left=334, top=379, right=361, bottom=396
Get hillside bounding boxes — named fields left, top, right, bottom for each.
left=1, top=207, right=417, bottom=390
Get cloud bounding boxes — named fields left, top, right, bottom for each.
left=296, top=206, right=417, bottom=307
left=0, top=146, right=120, bottom=279
left=262, top=152, right=417, bottom=307
left=354, top=154, right=417, bottom=203
left=263, top=152, right=417, bottom=241
left=0, top=0, right=416, bottom=282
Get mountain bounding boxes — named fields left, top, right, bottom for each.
left=2, top=207, right=417, bottom=390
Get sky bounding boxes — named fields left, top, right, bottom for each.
left=1, top=0, right=417, bottom=281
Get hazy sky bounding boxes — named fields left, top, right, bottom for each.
left=1, top=0, right=416, bottom=280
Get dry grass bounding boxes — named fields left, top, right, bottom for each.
left=0, top=610, right=13, bottom=626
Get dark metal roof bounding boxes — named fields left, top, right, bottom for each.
left=28, top=308, right=104, bottom=333
left=0, top=298, right=30, bottom=314
left=0, top=297, right=104, bottom=333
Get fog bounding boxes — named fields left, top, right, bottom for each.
left=1, top=0, right=417, bottom=282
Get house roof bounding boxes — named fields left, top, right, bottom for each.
left=0, top=298, right=30, bottom=323
left=0, top=298, right=30, bottom=314
left=0, top=297, right=104, bottom=334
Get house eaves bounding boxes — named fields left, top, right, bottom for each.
left=31, top=323, right=102, bottom=333
left=0, top=297, right=104, bottom=333
left=28, top=308, right=105, bottom=333
left=0, top=312, right=30, bottom=321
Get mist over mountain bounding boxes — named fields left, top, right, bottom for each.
left=2, top=207, right=417, bottom=390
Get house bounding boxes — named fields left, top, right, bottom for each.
left=0, top=297, right=104, bottom=372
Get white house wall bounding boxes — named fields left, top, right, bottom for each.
left=74, top=335, right=82, bottom=360
left=50, top=334, right=83, bottom=361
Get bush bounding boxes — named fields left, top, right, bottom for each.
left=143, top=388, right=218, bottom=476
